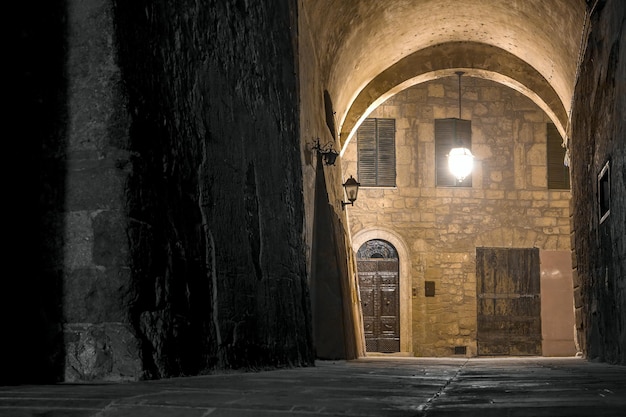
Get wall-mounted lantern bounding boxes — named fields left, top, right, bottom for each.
left=312, top=138, right=339, bottom=166
left=341, top=175, right=360, bottom=209
left=448, top=71, right=474, bottom=182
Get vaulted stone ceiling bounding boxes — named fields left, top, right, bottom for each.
left=301, top=0, right=588, bottom=148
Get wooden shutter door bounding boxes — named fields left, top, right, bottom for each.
left=476, top=247, right=542, bottom=356
left=376, top=119, right=396, bottom=187
left=357, top=119, right=377, bottom=186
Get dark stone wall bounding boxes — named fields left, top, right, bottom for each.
left=570, top=0, right=626, bottom=364
left=8, top=0, right=314, bottom=384
left=113, top=0, right=314, bottom=378
left=61, top=0, right=140, bottom=382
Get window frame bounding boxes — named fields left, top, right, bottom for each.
left=598, top=160, right=610, bottom=224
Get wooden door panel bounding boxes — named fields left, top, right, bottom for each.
left=360, top=287, right=375, bottom=316
left=477, top=247, right=542, bottom=356
left=478, top=298, right=495, bottom=316
left=377, top=260, right=398, bottom=272
left=380, top=287, right=398, bottom=316
left=380, top=273, right=397, bottom=285
left=376, top=264, right=399, bottom=352
left=380, top=317, right=397, bottom=335
left=358, top=260, right=378, bottom=272
left=510, top=341, right=541, bottom=356
left=477, top=342, right=508, bottom=355
left=356, top=241, right=400, bottom=353
left=362, top=317, right=375, bottom=336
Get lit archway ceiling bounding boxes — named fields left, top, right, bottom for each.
left=301, top=0, right=588, bottom=148
left=340, top=42, right=569, bottom=145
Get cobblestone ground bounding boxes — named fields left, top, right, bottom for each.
left=1, top=357, right=625, bottom=416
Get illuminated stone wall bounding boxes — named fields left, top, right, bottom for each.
left=343, top=77, right=573, bottom=356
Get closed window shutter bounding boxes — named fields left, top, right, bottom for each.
left=358, top=119, right=378, bottom=186
left=358, top=118, right=396, bottom=187
left=547, top=123, right=570, bottom=189
left=376, top=119, right=396, bottom=187
left=435, top=118, right=472, bottom=187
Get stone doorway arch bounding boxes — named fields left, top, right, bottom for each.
left=352, top=229, right=412, bottom=354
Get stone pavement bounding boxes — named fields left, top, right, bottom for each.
left=1, top=357, right=625, bottom=416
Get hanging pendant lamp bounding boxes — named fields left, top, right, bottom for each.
left=448, top=71, right=474, bottom=182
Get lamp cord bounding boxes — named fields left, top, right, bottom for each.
left=455, top=71, right=465, bottom=147
left=456, top=71, right=464, bottom=119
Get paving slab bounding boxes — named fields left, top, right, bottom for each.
left=0, top=357, right=624, bottom=416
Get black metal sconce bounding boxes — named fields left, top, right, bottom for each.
left=341, top=175, right=360, bottom=209
left=312, top=138, right=340, bottom=166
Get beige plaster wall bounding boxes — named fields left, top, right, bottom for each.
left=344, top=76, right=572, bottom=357
left=540, top=250, right=578, bottom=357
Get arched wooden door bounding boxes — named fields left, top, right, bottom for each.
left=357, top=240, right=400, bottom=353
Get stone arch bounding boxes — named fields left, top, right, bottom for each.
left=357, top=239, right=399, bottom=259
left=339, top=42, right=569, bottom=152
left=351, top=228, right=412, bottom=354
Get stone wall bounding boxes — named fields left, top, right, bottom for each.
left=114, top=0, right=314, bottom=378
left=569, top=0, right=626, bottom=365
left=60, top=0, right=141, bottom=382
left=9, top=0, right=316, bottom=383
left=8, top=0, right=138, bottom=384
left=343, top=77, right=573, bottom=356
left=299, top=1, right=365, bottom=360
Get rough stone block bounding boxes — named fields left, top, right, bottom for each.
left=524, top=111, right=546, bottom=122
left=92, top=209, right=128, bottom=267
left=64, top=322, right=141, bottom=382
left=527, top=143, right=545, bottom=165
left=557, top=236, right=571, bottom=249
left=473, top=103, right=488, bottom=116
left=480, top=86, right=501, bottom=101
left=428, top=84, right=445, bottom=98
left=531, top=166, right=548, bottom=187
left=66, top=156, right=127, bottom=211
left=64, top=211, right=94, bottom=269
left=573, top=285, right=583, bottom=308
left=485, top=190, right=505, bottom=199
left=381, top=105, right=401, bottom=118
left=64, top=266, right=133, bottom=323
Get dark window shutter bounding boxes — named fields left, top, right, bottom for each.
left=357, top=118, right=396, bottom=187
left=435, top=118, right=472, bottom=187
left=376, top=119, right=396, bottom=187
left=547, top=123, right=570, bottom=189
left=358, top=119, right=378, bottom=186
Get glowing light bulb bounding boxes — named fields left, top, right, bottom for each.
left=448, top=147, right=474, bottom=181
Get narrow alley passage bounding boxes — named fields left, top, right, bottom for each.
left=1, top=357, right=624, bottom=416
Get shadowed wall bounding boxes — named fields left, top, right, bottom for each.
left=569, top=0, right=626, bottom=364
